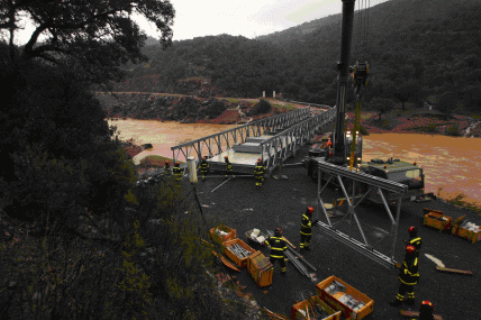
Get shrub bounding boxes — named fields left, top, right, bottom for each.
left=359, top=125, right=370, bottom=136
left=421, top=123, right=438, bottom=133
left=446, top=123, right=461, bottom=136
left=249, top=99, right=272, bottom=116
left=205, top=100, right=227, bottom=119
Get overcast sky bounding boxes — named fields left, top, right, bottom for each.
left=12, top=0, right=390, bottom=45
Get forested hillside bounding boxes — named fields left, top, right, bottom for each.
left=112, top=0, right=481, bottom=117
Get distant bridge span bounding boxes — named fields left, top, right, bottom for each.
left=171, top=106, right=336, bottom=175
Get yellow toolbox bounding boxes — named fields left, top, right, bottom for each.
left=316, top=276, right=374, bottom=320
left=291, top=295, right=341, bottom=320
left=423, top=208, right=453, bottom=232
left=451, top=215, right=481, bottom=244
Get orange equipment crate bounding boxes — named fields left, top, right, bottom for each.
left=451, top=215, right=481, bottom=244
left=210, top=225, right=236, bottom=245
left=223, top=239, right=256, bottom=268
left=291, top=295, right=341, bottom=320
left=316, top=276, right=374, bottom=320
left=247, top=251, right=273, bottom=287
left=423, top=208, right=453, bottom=232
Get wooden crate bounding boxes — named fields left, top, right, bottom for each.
left=451, top=215, right=481, bottom=244
left=223, top=239, right=256, bottom=268
left=423, top=208, right=452, bottom=231
left=247, top=251, right=273, bottom=287
left=316, top=276, right=374, bottom=320
left=291, top=295, right=341, bottom=320
left=210, top=225, right=236, bottom=245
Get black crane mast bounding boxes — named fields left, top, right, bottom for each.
left=332, top=0, right=357, bottom=165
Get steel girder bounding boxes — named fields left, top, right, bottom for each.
left=314, top=160, right=406, bottom=269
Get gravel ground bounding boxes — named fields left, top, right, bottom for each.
left=193, top=146, right=481, bottom=320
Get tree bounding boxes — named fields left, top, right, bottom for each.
left=436, top=91, right=458, bottom=120
left=370, top=97, right=393, bottom=122
left=392, top=81, right=421, bottom=110
left=1, top=0, right=175, bottom=85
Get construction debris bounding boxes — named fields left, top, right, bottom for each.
left=435, top=267, right=473, bottom=275
left=400, top=310, right=443, bottom=320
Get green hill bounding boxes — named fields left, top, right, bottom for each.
left=110, top=0, right=481, bottom=115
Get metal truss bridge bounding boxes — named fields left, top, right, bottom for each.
left=171, top=106, right=336, bottom=175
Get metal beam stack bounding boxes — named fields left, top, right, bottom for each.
left=227, top=243, right=252, bottom=259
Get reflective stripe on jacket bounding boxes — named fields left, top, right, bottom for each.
left=399, top=257, right=419, bottom=285
left=264, top=236, right=287, bottom=259
left=226, top=164, right=232, bottom=173
left=300, top=214, right=312, bottom=236
left=254, top=165, right=265, bottom=178
left=164, top=164, right=171, bottom=175
left=173, top=166, right=182, bottom=181
left=199, top=160, right=209, bottom=173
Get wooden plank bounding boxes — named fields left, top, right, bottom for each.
left=436, top=266, right=473, bottom=275
left=400, top=310, right=443, bottom=320
left=282, top=236, right=297, bottom=249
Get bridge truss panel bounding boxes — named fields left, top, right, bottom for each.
left=314, top=160, right=408, bottom=269
left=171, top=107, right=311, bottom=164
left=260, top=108, right=337, bottom=174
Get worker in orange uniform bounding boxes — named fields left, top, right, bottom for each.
left=410, top=300, right=435, bottom=320
left=300, top=207, right=317, bottom=251
left=390, top=245, right=420, bottom=307
left=264, top=228, right=287, bottom=275
left=224, top=156, right=233, bottom=175
left=254, top=158, right=265, bottom=189
left=404, top=226, right=422, bottom=258
left=164, top=160, right=171, bottom=176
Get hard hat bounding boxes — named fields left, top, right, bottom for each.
left=224, top=156, right=228, bottom=159
left=307, top=207, right=314, bottom=213
left=420, top=300, right=434, bottom=312
left=176, top=162, right=180, bottom=166
left=203, top=156, right=207, bottom=159
left=165, top=160, right=169, bottom=164
left=406, top=245, right=416, bottom=254
left=257, top=158, right=262, bottom=163
left=327, top=137, right=332, bottom=147
left=274, top=228, right=282, bottom=236
left=408, top=226, right=417, bottom=236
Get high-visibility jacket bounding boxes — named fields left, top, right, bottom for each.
left=264, top=236, right=287, bottom=259
left=199, top=160, right=209, bottom=174
left=254, top=165, right=265, bottom=179
left=398, top=257, right=419, bottom=285
left=408, top=237, right=422, bottom=255
left=173, top=166, right=182, bottom=182
left=300, top=214, right=312, bottom=236
left=164, top=163, right=171, bottom=175
left=226, top=162, right=233, bottom=174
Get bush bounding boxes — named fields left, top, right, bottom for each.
left=446, top=123, right=461, bottom=136
left=420, top=123, right=438, bottom=133
left=205, top=100, right=227, bottom=118
left=249, top=99, right=272, bottom=116
left=359, top=125, right=370, bottom=136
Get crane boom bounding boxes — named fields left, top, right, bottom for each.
left=333, top=0, right=356, bottom=165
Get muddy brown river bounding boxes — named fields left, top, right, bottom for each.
left=108, top=119, right=481, bottom=207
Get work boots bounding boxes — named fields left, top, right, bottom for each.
left=389, top=300, right=402, bottom=307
